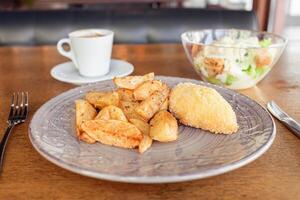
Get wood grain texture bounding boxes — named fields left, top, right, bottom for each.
left=0, top=44, right=299, bottom=200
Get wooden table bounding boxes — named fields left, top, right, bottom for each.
left=0, top=44, right=299, bottom=199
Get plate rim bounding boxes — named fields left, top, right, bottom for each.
left=50, top=59, right=134, bottom=85
left=29, top=76, right=276, bottom=183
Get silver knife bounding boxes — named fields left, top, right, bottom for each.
left=267, top=101, right=300, bottom=138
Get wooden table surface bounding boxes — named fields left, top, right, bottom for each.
left=0, top=44, right=299, bottom=199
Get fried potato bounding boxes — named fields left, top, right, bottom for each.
left=119, top=101, right=148, bottom=122
left=135, top=84, right=170, bottom=120
left=82, top=119, right=142, bottom=140
left=85, top=92, right=105, bottom=106
left=129, top=118, right=150, bottom=135
left=169, top=83, right=238, bottom=134
left=75, top=99, right=97, bottom=143
left=95, top=105, right=128, bottom=122
left=113, top=72, right=155, bottom=90
left=160, top=98, right=169, bottom=111
left=149, top=110, right=178, bottom=142
left=116, top=88, right=135, bottom=102
left=129, top=118, right=152, bottom=153
left=133, top=80, right=164, bottom=101
left=86, top=91, right=119, bottom=109
left=94, top=92, right=120, bottom=109
left=139, top=134, right=153, bottom=153
left=81, top=119, right=142, bottom=148
left=77, top=128, right=96, bottom=144
left=93, top=131, right=140, bottom=149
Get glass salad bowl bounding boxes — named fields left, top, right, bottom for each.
left=181, top=29, right=287, bottom=90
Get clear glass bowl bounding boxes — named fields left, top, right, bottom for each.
left=181, top=29, right=287, bottom=90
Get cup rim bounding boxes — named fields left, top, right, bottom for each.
left=68, top=29, right=114, bottom=38
left=181, top=29, right=287, bottom=49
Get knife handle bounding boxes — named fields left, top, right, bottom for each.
left=282, top=118, right=300, bottom=138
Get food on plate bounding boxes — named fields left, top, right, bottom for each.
left=85, top=92, right=105, bottom=106
left=135, top=84, right=170, bottom=120
left=139, top=134, right=153, bottom=153
left=113, top=72, right=154, bottom=90
left=74, top=72, right=239, bottom=153
left=75, top=100, right=97, bottom=143
left=129, top=118, right=152, bottom=153
left=78, top=132, right=96, bottom=144
left=86, top=91, right=119, bottom=109
left=160, top=98, right=169, bottom=111
left=169, top=82, right=238, bottom=134
left=119, top=101, right=147, bottom=122
left=129, top=118, right=150, bottom=135
left=95, top=105, right=127, bottom=122
left=95, top=92, right=120, bottom=109
left=192, top=33, right=276, bottom=89
left=149, top=110, right=178, bottom=142
left=133, top=80, right=164, bottom=101
left=116, top=88, right=135, bottom=102
left=81, top=119, right=142, bottom=149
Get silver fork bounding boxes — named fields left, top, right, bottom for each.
left=0, top=92, right=28, bottom=173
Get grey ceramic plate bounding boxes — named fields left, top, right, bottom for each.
left=29, top=76, right=276, bottom=183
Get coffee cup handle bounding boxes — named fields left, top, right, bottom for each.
left=57, top=38, right=78, bottom=69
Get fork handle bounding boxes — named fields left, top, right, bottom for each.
left=0, top=124, right=14, bottom=173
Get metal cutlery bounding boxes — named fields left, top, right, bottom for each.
left=0, top=92, right=29, bottom=173
left=267, top=101, right=300, bottom=138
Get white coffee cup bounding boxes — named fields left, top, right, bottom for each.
left=57, top=29, right=114, bottom=77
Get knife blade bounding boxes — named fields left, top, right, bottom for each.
left=267, top=101, right=300, bottom=138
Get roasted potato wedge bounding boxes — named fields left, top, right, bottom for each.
left=94, top=92, right=120, bottom=109
left=75, top=99, right=97, bottom=143
left=129, top=118, right=152, bottom=153
left=160, top=98, right=169, bottom=111
left=85, top=92, right=105, bottom=106
left=139, top=134, right=153, bottom=153
left=95, top=105, right=128, bottom=122
left=133, top=80, right=164, bottom=101
left=77, top=128, right=96, bottom=144
left=86, top=91, right=119, bottom=109
left=149, top=110, right=178, bottom=142
left=89, top=131, right=140, bottom=149
left=116, top=88, right=135, bottom=102
left=113, top=72, right=154, bottom=90
left=81, top=119, right=142, bottom=148
left=135, top=84, right=170, bottom=120
left=120, top=101, right=148, bottom=122
left=129, top=118, right=150, bottom=135
left=82, top=119, right=142, bottom=140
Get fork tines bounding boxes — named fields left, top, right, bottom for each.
left=8, top=92, right=28, bottom=124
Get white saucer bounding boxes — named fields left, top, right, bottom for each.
left=50, top=59, right=134, bottom=85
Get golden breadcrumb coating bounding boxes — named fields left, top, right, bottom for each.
left=169, top=83, right=238, bottom=134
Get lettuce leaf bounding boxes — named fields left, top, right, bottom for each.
left=206, top=77, right=223, bottom=85
left=225, top=75, right=238, bottom=85
left=255, top=67, right=268, bottom=78
left=259, top=38, right=272, bottom=48
left=243, top=65, right=256, bottom=77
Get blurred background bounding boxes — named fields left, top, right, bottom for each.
left=0, top=0, right=297, bottom=45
